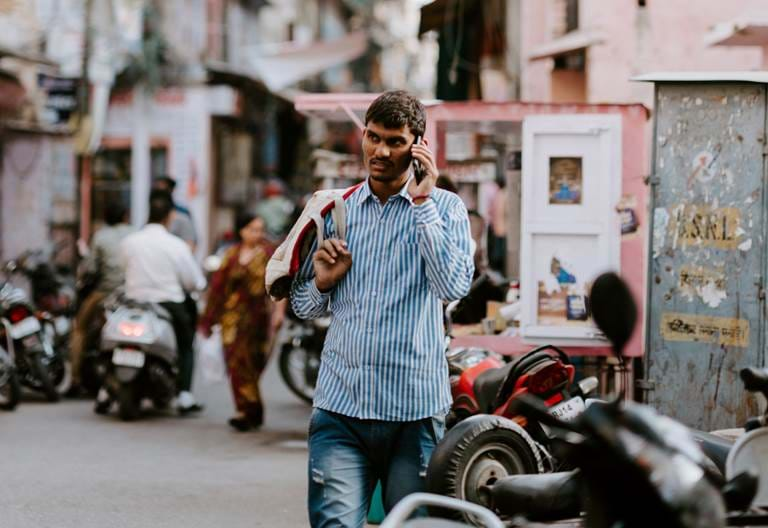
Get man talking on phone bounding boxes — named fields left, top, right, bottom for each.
left=291, top=90, right=474, bottom=527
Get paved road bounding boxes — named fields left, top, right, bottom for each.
left=1, top=356, right=313, bottom=528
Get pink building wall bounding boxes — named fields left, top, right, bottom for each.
left=521, top=0, right=765, bottom=107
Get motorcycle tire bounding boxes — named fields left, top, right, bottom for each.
left=278, top=344, right=316, bottom=405
left=426, top=414, right=541, bottom=521
left=117, top=382, right=140, bottom=422
left=0, top=369, right=20, bottom=411
left=28, top=351, right=60, bottom=402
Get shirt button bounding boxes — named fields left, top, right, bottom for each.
left=371, top=291, right=378, bottom=297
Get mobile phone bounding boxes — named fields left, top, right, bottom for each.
left=412, top=135, right=426, bottom=184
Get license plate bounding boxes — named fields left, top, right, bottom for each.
left=112, top=348, right=145, bottom=368
left=10, top=317, right=41, bottom=340
left=549, top=396, right=586, bottom=423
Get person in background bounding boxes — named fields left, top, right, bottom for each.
left=487, top=178, right=507, bottom=274
left=69, top=201, right=134, bottom=396
left=152, top=175, right=198, bottom=252
left=255, top=178, right=295, bottom=241
left=108, top=192, right=206, bottom=415
left=199, top=213, right=286, bottom=431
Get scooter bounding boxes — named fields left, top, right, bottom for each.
left=99, top=297, right=178, bottom=421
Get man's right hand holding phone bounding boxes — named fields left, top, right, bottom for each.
left=313, top=239, right=352, bottom=292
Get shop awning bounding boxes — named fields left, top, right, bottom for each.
left=705, top=15, right=768, bottom=47
left=419, top=0, right=481, bottom=35
left=294, top=93, right=441, bottom=129
left=528, top=30, right=603, bottom=61
left=245, top=31, right=369, bottom=92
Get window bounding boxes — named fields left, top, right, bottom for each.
left=565, top=0, right=579, bottom=32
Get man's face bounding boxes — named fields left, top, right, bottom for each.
left=362, top=121, right=416, bottom=183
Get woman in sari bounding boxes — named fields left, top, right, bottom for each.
left=200, top=213, right=285, bottom=431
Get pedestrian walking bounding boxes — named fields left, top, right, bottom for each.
left=291, top=90, right=474, bottom=527
left=200, top=213, right=286, bottom=431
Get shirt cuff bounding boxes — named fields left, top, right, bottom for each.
left=412, top=198, right=440, bottom=225
left=309, top=279, right=332, bottom=303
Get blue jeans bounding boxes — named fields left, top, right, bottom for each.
left=307, top=408, right=445, bottom=528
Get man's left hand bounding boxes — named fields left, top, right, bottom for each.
left=407, top=139, right=438, bottom=202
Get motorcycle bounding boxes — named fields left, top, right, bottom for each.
left=99, top=297, right=178, bottom=421
left=275, top=306, right=327, bottom=404
left=0, top=342, right=20, bottom=410
left=725, top=367, right=768, bottom=509
left=426, top=296, right=598, bottom=508
left=481, top=273, right=767, bottom=527
left=0, top=272, right=72, bottom=401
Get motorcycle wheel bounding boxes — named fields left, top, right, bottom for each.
left=117, top=382, right=140, bottom=422
left=28, top=351, right=60, bottom=402
left=278, top=344, right=317, bottom=405
left=426, top=415, right=541, bottom=520
left=0, top=367, right=20, bottom=411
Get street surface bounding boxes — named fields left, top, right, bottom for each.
left=1, top=357, right=313, bottom=528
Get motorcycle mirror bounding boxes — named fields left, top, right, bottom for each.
left=589, top=272, right=637, bottom=356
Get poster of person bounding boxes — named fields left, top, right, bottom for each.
left=549, top=157, right=583, bottom=205
left=532, top=236, right=599, bottom=327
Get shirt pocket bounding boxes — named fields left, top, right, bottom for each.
left=393, top=240, right=423, bottom=281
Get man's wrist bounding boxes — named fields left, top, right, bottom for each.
left=314, top=278, right=334, bottom=293
left=411, top=194, right=432, bottom=206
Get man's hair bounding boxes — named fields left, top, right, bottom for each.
left=154, top=175, right=177, bottom=192
left=148, top=190, right=174, bottom=224
left=365, top=90, right=426, bottom=138
left=104, top=200, right=127, bottom=226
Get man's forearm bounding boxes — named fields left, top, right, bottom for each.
left=290, top=279, right=331, bottom=319
left=413, top=200, right=474, bottom=301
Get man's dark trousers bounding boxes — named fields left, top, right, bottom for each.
left=159, top=301, right=194, bottom=392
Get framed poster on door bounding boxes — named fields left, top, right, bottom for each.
left=520, top=115, right=622, bottom=344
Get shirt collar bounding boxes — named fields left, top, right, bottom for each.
left=361, top=176, right=413, bottom=204
left=144, top=223, right=168, bottom=233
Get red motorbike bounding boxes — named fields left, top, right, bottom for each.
left=428, top=301, right=599, bottom=510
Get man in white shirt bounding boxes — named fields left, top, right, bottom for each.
left=120, top=192, right=207, bottom=414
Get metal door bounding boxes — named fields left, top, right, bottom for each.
left=646, top=83, right=766, bottom=430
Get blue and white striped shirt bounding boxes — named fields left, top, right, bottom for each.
left=290, top=179, right=474, bottom=421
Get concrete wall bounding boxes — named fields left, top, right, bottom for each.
left=521, top=0, right=765, bottom=106
left=1, top=135, right=76, bottom=260
left=102, top=86, right=212, bottom=258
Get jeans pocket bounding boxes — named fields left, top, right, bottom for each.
left=429, top=415, right=446, bottom=445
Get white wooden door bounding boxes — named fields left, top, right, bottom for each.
left=520, top=114, right=622, bottom=345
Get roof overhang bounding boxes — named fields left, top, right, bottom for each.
left=632, top=71, right=768, bottom=83
left=528, top=30, right=603, bottom=61
left=705, top=16, right=768, bottom=47
left=245, top=31, right=369, bottom=92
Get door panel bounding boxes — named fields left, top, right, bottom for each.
left=647, top=83, right=766, bottom=430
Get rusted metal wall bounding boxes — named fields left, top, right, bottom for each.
left=646, top=83, right=765, bottom=431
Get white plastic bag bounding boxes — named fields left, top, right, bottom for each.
left=197, top=327, right=226, bottom=384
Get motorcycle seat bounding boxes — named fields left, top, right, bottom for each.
left=490, top=470, right=581, bottom=520
left=473, top=350, right=560, bottom=414
left=473, top=362, right=515, bottom=414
